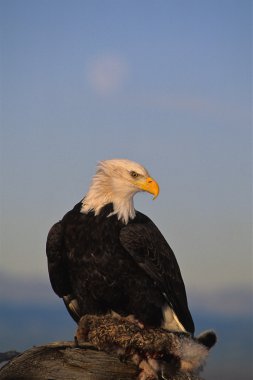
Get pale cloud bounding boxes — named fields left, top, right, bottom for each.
left=87, top=54, right=128, bottom=96
left=127, top=92, right=248, bottom=123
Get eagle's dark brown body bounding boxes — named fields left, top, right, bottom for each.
left=46, top=201, right=194, bottom=333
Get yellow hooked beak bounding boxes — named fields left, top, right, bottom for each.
left=137, top=177, right=160, bottom=199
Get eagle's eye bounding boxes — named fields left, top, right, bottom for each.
left=130, top=171, right=139, bottom=178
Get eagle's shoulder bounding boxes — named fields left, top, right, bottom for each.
left=129, top=210, right=154, bottom=226
left=125, top=210, right=165, bottom=244
left=61, top=201, right=83, bottom=222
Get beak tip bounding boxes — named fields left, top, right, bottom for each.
left=152, top=192, right=159, bottom=200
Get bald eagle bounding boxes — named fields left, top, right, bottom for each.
left=46, top=159, right=194, bottom=335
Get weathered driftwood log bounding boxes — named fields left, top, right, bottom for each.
left=0, top=315, right=215, bottom=380
left=0, top=341, right=204, bottom=380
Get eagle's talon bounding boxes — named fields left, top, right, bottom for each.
left=138, top=359, right=159, bottom=380
left=160, top=368, right=169, bottom=380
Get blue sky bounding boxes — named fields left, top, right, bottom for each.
left=1, top=0, right=252, bottom=305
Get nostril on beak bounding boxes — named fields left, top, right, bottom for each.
left=148, top=180, right=153, bottom=183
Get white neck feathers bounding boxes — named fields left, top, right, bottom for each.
left=80, top=168, right=136, bottom=224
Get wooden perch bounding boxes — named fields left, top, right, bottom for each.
left=0, top=315, right=215, bottom=380
left=0, top=341, right=204, bottom=380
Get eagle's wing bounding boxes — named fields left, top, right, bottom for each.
left=120, top=216, right=195, bottom=334
left=46, top=221, right=81, bottom=322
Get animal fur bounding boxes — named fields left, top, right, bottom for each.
left=76, top=314, right=216, bottom=378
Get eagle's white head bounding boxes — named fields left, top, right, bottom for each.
left=81, top=159, right=159, bottom=224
